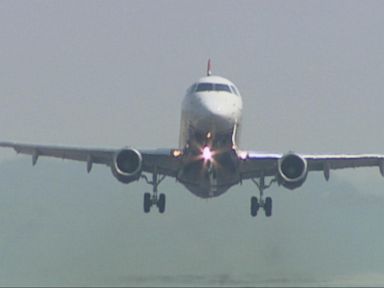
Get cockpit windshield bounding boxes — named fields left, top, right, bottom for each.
left=215, top=84, right=231, bottom=92
left=196, top=83, right=214, bottom=92
left=194, top=82, right=237, bottom=94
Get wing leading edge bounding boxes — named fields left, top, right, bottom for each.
left=2, top=141, right=384, bottom=180
left=239, top=151, right=384, bottom=180
left=0, top=142, right=182, bottom=177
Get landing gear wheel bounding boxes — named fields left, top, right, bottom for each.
left=264, top=197, right=272, bottom=217
left=251, top=196, right=260, bottom=217
left=143, top=192, right=151, bottom=213
left=157, top=193, right=166, bottom=213
left=250, top=176, right=277, bottom=218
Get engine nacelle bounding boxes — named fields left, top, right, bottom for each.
left=111, top=148, right=143, bottom=184
left=277, top=153, right=308, bottom=190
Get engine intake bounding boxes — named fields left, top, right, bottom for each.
left=111, top=148, right=143, bottom=184
left=278, top=153, right=308, bottom=190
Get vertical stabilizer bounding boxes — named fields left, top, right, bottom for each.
left=207, top=59, right=212, bottom=76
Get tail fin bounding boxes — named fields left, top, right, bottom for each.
left=207, top=59, right=212, bottom=76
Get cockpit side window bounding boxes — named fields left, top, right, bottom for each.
left=215, top=84, right=231, bottom=92
left=196, top=83, right=214, bottom=92
left=187, top=83, right=197, bottom=94
left=230, top=85, right=240, bottom=96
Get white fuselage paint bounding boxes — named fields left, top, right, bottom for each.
left=179, top=76, right=243, bottom=148
left=177, top=75, right=243, bottom=198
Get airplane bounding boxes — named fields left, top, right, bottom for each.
left=1, top=59, right=384, bottom=217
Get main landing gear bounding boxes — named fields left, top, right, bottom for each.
left=251, top=177, right=276, bottom=217
left=141, top=170, right=166, bottom=214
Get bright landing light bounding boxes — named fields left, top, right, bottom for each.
left=202, top=146, right=213, bottom=161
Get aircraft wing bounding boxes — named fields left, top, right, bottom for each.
left=239, top=152, right=384, bottom=179
left=0, top=142, right=182, bottom=177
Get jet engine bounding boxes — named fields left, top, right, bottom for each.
left=111, top=148, right=143, bottom=184
left=277, top=153, right=308, bottom=190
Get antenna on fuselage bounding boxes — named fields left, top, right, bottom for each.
left=207, top=59, right=212, bottom=76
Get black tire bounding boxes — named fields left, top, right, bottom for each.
left=251, top=196, right=259, bottom=217
left=264, top=197, right=272, bottom=217
left=158, top=193, right=166, bottom=214
left=144, top=193, right=151, bottom=213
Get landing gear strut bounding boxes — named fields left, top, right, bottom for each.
left=141, top=169, right=166, bottom=213
left=251, top=176, right=276, bottom=217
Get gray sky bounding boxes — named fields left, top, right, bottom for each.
left=1, top=0, right=384, bottom=286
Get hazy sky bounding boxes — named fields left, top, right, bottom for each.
left=1, top=0, right=384, bottom=286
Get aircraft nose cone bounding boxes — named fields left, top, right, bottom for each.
left=200, top=95, right=240, bottom=119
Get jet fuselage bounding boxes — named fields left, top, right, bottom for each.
left=177, top=75, right=243, bottom=198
